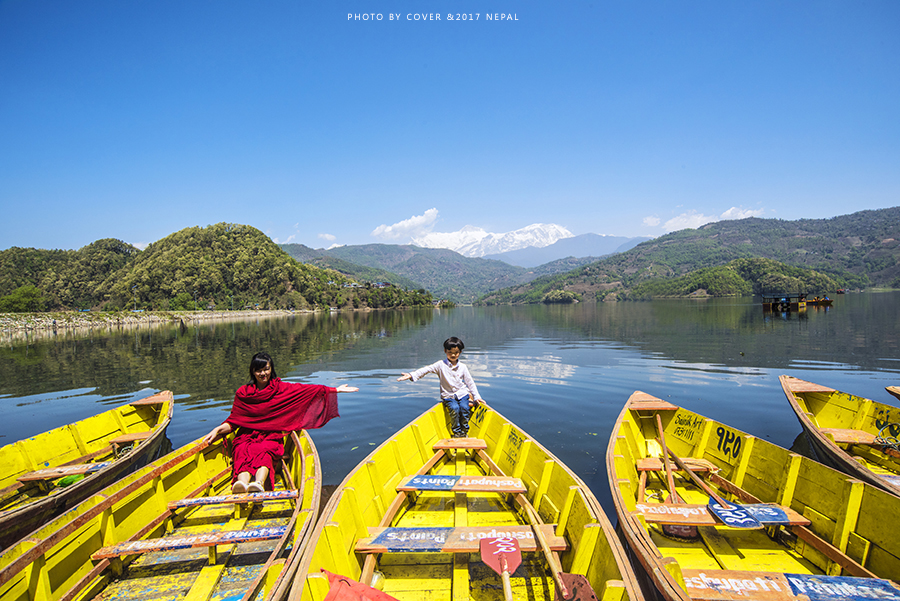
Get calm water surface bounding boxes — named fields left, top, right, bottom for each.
left=2, top=292, right=899, bottom=515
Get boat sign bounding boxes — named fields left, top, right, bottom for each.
left=682, top=569, right=900, bottom=601
left=741, top=503, right=809, bottom=525
left=398, top=474, right=526, bottom=493
left=360, top=525, right=566, bottom=553
left=785, top=574, right=900, bottom=601
left=707, top=499, right=763, bottom=529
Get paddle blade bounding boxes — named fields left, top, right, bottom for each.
left=707, top=499, right=763, bottom=529
left=480, top=536, right=522, bottom=575
left=555, top=573, right=598, bottom=601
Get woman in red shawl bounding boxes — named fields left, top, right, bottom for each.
left=202, top=352, right=358, bottom=494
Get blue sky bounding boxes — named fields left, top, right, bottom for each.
left=1, top=0, right=898, bottom=252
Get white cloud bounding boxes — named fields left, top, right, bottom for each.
left=720, top=206, right=765, bottom=220
left=664, top=211, right=719, bottom=232
left=372, top=208, right=440, bottom=240
left=131, top=242, right=149, bottom=250
left=661, top=206, right=766, bottom=232
left=643, top=216, right=661, bottom=227
left=318, top=233, right=336, bottom=242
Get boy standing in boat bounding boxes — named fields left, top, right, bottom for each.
left=398, top=337, right=483, bottom=438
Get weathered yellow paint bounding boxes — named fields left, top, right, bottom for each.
left=608, top=390, right=900, bottom=601
left=290, top=403, right=640, bottom=601
left=0, top=429, right=319, bottom=601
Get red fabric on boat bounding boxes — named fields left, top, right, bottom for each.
left=230, top=430, right=284, bottom=489
left=321, top=570, right=401, bottom=601
left=225, top=377, right=339, bottom=488
left=227, top=377, right=339, bottom=432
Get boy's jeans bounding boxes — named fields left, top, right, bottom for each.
left=443, top=396, right=471, bottom=437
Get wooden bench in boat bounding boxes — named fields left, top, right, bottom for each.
left=167, top=489, right=298, bottom=510
left=821, top=428, right=900, bottom=458
left=355, top=525, right=567, bottom=553
left=91, top=525, right=288, bottom=560
left=637, top=457, right=717, bottom=472
left=15, top=430, right=155, bottom=484
left=129, top=395, right=168, bottom=406
left=397, top=474, right=526, bottom=493
left=109, top=431, right=153, bottom=446
left=16, top=461, right=112, bottom=483
left=633, top=503, right=810, bottom=527
left=821, top=428, right=877, bottom=445
left=433, top=437, right=487, bottom=451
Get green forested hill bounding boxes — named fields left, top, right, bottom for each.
left=283, top=243, right=529, bottom=303
left=0, top=224, right=432, bottom=311
left=281, top=244, right=424, bottom=291
left=479, top=207, right=900, bottom=304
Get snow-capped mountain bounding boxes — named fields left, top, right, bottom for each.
left=412, top=223, right=573, bottom=258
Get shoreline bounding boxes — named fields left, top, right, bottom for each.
left=0, top=309, right=317, bottom=344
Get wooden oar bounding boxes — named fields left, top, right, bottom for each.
left=662, top=447, right=732, bottom=508
left=480, top=537, right=521, bottom=601
left=523, top=503, right=571, bottom=599
left=655, top=415, right=699, bottom=540
left=475, top=449, right=597, bottom=601
left=661, top=445, right=763, bottom=529
left=655, top=415, right=680, bottom=503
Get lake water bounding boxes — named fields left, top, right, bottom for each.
left=2, top=292, right=899, bottom=516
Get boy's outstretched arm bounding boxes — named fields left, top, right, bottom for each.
left=397, top=372, right=412, bottom=381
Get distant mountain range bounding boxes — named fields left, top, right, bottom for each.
left=281, top=243, right=530, bottom=303
left=484, top=233, right=651, bottom=267
left=411, top=223, right=574, bottom=258
left=479, top=206, right=900, bottom=304
left=281, top=230, right=652, bottom=302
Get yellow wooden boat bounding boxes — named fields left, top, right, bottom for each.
left=0, top=427, right=320, bottom=601
left=781, top=375, right=900, bottom=497
left=0, top=391, right=174, bottom=551
left=607, top=390, right=900, bottom=601
left=289, top=401, right=642, bottom=601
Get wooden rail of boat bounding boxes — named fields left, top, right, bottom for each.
left=0, top=429, right=320, bottom=601
left=290, top=402, right=641, bottom=601
left=607, top=390, right=900, bottom=601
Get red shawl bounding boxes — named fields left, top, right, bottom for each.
left=226, top=377, right=340, bottom=432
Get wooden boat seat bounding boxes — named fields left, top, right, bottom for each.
left=633, top=502, right=810, bottom=526
left=629, top=394, right=680, bottom=411
left=820, top=428, right=877, bottom=445
left=129, top=396, right=168, bottom=406
left=91, top=525, right=288, bottom=560
left=432, top=438, right=487, bottom=451
left=396, top=474, right=526, bottom=494
left=108, top=431, right=153, bottom=446
left=17, top=461, right=112, bottom=483
left=637, top=457, right=717, bottom=472
left=167, top=489, right=299, bottom=510
left=354, top=525, right=566, bottom=553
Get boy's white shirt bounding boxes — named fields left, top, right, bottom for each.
left=409, top=358, right=482, bottom=401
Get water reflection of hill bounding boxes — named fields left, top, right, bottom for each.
left=510, top=293, right=900, bottom=373
left=0, top=309, right=437, bottom=401
left=2, top=292, right=897, bottom=404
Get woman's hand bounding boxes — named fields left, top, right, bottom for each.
left=397, top=373, right=412, bottom=382
left=335, top=384, right=359, bottom=393
left=202, top=422, right=232, bottom=446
